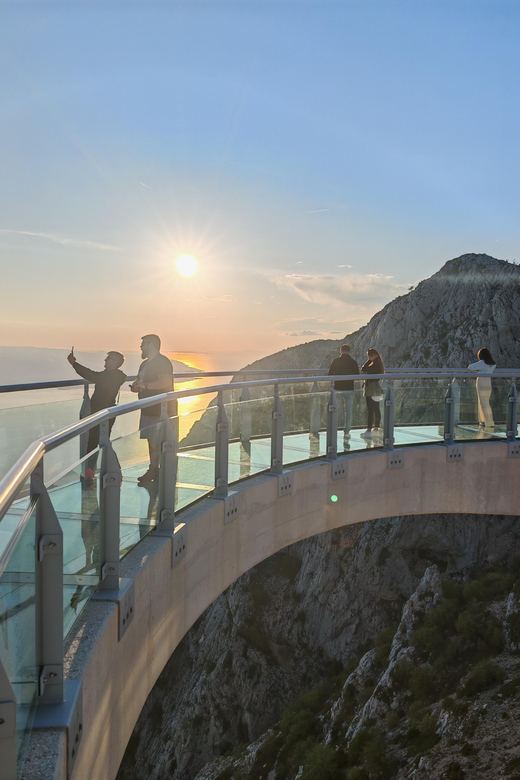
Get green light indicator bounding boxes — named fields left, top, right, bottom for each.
left=330, top=494, right=338, bottom=503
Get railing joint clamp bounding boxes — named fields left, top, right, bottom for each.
left=272, top=411, right=282, bottom=420
left=39, top=664, right=63, bottom=697
left=101, top=562, right=119, bottom=580
left=38, top=534, right=62, bottom=562
left=102, top=472, right=120, bottom=489
left=217, top=423, right=228, bottom=433
left=161, top=441, right=175, bottom=453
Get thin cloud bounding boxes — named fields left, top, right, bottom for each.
left=273, top=272, right=405, bottom=307
left=0, top=228, right=121, bottom=252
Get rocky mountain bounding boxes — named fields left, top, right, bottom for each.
left=117, top=253, right=520, bottom=780
left=237, top=253, right=520, bottom=373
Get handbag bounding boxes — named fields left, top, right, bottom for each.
left=365, top=380, right=383, bottom=400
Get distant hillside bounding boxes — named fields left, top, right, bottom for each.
left=239, top=253, right=520, bottom=374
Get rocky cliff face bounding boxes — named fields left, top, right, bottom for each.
left=117, top=515, right=520, bottom=780
left=237, top=254, right=520, bottom=373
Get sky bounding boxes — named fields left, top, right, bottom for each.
left=1, top=0, right=519, bottom=368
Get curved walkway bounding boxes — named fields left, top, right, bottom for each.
left=25, top=437, right=520, bottom=780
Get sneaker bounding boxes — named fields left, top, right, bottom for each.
left=360, top=430, right=373, bottom=439
left=137, top=467, right=159, bottom=483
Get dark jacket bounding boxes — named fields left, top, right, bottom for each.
left=328, top=353, right=360, bottom=391
left=72, top=363, right=127, bottom=413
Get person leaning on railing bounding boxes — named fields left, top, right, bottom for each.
left=360, top=348, right=385, bottom=440
left=468, top=348, right=496, bottom=430
left=67, top=347, right=127, bottom=486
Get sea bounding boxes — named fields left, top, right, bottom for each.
left=0, top=347, right=264, bottom=480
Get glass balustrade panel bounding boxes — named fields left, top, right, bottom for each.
left=112, top=419, right=166, bottom=554
left=0, top=477, right=32, bottom=561
left=452, top=376, right=507, bottom=441
left=176, top=404, right=217, bottom=512
left=225, top=398, right=273, bottom=484
left=281, top=390, right=329, bottom=465
left=0, top=387, right=88, bottom=482
left=43, top=439, right=101, bottom=637
left=0, top=498, right=38, bottom=775
left=390, top=378, right=447, bottom=446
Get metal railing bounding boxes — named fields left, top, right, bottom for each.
left=0, top=369, right=519, bottom=779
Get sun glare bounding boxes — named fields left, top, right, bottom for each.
left=175, top=254, right=198, bottom=277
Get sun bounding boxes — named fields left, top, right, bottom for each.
left=175, top=254, right=198, bottom=277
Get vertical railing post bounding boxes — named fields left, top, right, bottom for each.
left=0, top=660, right=17, bottom=779
left=156, top=399, right=177, bottom=535
left=214, top=390, right=229, bottom=498
left=383, top=383, right=395, bottom=451
left=32, top=459, right=64, bottom=704
left=444, top=382, right=455, bottom=444
left=240, top=381, right=251, bottom=448
left=452, top=378, right=461, bottom=429
left=239, top=381, right=252, bottom=479
left=507, top=381, right=518, bottom=442
left=79, top=383, right=91, bottom=460
left=309, top=381, right=320, bottom=441
left=98, top=418, right=121, bottom=591
left=270, top=384, right=284, bottom=475
left=325, top=384, right=338, bottom=460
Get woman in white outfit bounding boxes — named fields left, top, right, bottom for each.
left=468, top=348, right=496, bottom=428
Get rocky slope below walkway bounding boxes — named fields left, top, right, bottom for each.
left=117, top=513, right=520, bottom=780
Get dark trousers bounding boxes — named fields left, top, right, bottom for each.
left=366, top=397, right=381, bottom=429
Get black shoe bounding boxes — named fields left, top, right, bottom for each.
left=137, top=467, right=159, bottom=483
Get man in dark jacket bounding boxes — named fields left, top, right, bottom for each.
left=328, top=344, right=360, bottom=439
left=67, top=348, right=127, bottom=484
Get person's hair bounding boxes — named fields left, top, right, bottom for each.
left=478, top=348, right=495, bottom=366
left=141, top=334, right=161, bottom=350
left=367, top=348, right=385, bottom=373
left=107, top=351, right=125, bottom=368
left=340, top=344, right=351, bottom=354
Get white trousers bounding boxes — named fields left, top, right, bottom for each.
left=477, top=386, right=494, bottom=427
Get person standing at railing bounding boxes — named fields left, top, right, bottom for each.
left=67, top=348, right=127, bottom=486
left=360, top=348, right=385, bottom=439
left=129, top=334, right=173, bottom=484
left=327, top=344, right=360, bottom=441
left=468, top=348, right=496, bottom=429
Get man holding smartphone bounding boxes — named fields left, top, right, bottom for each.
left=67, top=347, right=127, bottom=485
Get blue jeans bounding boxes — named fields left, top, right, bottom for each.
left=337, top=390, right=355, bottom=435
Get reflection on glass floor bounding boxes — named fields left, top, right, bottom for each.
left=1, top=421, right=513, bottom=637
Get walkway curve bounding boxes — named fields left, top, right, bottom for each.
left=24, top=438, right=520, bottom=780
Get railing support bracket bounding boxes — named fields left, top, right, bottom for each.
left=33, top=679, right=83, bottom=779
left=92, top=578, right=135, bottom=640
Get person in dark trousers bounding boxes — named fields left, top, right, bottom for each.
left=328, top=344, right=360, bottom=440
left=67, top=348, right=127, bottom=485
left=360, top=348, right=385, bottom=439
left=129, top=334, right=173, bottom=484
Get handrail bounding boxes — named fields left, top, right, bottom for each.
left=1, top=369, right=519, bottom=525
left=1, top=367, right=519, bottom=395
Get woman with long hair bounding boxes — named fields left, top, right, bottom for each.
left=468, top=348, right=496, bottom=429
left=360, top=348, right=385, bottom=439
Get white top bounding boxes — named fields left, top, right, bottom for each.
left=468, top=360, right=496, bottom=388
